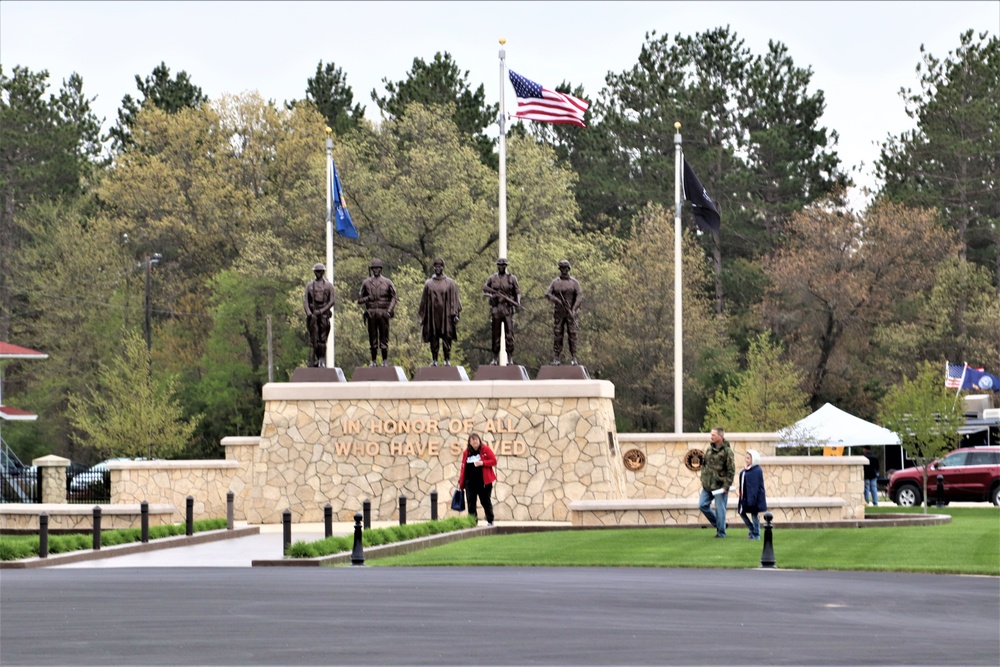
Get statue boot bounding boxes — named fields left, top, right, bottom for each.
left=380, top=347, right=389, bottom=367
left=369, top=348, right=378, bottom=367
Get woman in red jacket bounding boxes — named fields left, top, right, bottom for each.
left=458, top=433, right=497, bottom=525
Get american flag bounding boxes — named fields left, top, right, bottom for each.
left=508, top=70, right=589, bottom=127
left=945, top=363, right=966, bottom=389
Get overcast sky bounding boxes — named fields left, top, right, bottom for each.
left=2, top=1, right=998, bottom=200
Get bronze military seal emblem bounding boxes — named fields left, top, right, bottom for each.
left=684, top=449, right=705, bottom=472
left=622, top=449, right=646, bottom=471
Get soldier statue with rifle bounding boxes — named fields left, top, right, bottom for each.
left=544, top=259, right=582, bottom=366
left=483, top=257, right=521, bottom=365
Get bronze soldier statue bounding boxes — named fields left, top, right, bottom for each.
left=357, top=258, right=398, bottom=367
left=418, top=258, right=462, bottom=366
left=483, top=257, right=521, bottom=365
left=303, top=262, right=335, bottom=367
left=544, top=259, right=582, bottom=365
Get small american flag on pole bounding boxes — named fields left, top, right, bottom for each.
left=508, top=70, right=589, bottom=127
left=945, top=363, right=967, bottom=389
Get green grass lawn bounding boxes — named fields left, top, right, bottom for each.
left=370, top=506, right=1000, bottom=574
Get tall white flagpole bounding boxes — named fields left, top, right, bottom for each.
left=674, top=122, right=683, bottom=434
left=498, top=37, right=509, bottom=365
left=325, top=128, right=335, bottom=369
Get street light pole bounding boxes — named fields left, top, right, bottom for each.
left=144, top=253, right=162, bottom=354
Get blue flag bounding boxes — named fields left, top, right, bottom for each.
left=963, top=367, right=999, bottom=392
left=330, top=160, right=357, bottom=239
left=683, top=158, right=721, bottom=233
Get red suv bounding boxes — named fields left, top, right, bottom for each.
left=889, top=446, right=1000, bottom=506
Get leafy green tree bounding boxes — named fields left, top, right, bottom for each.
left=67, top=331, right=201, bottom=460
left=0, top=65, right=102, bottom=341
left=876, top=30, right=999, bottom=290
left=764, top=200, right=959, bottom=412
left=703, top=332, right=810, bottom=432
left=591, top=203, right=734, bottom=432
left=583, top=27, right=847, bottom=317
left=873, top=258, right=1000, bottom=377
left=109, top=61, right=208, bottom=150
left=373, top=52, right=498, bottom=166
left=299, top=60, right=365, bottom=135
left=879, top=361, right=964, bottom=513
left=187, top=232, right=304, bottom=457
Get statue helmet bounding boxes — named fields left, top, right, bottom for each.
left=496, top=257, right=508, bottom=266
left=558, top=259, right=571, bottom=269
left=369, top=258, right=384, bottom=269
left=433, top=257, right=445, bottom=267
left=313, top=263, right=326, bottom=272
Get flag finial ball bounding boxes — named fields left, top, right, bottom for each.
left=499, top=37, right=506, bottom=45
left=325, top=126, right=332, bottom=135
left=674, top=121, right=681, bottom=130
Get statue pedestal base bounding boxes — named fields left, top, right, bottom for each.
left=290, top=367, right=347, bottom=382
left=536, top=365, right=590, bottom=380
left=351, top=366, right=408, bottom=382
left=473, top=365, right=530, bottom=381
left=412, top=365, right=470, bottom=381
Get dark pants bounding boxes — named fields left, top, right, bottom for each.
left=366, top=313, right=390, bottom=359
left=465, top=483, right=494, bottom=524
left=552, top=313, right=577, bottom=358
left=491, top=313, right=515, bottom=358
left=307, top=314, right=330, bottom=367
left=429, top=337, right=453, bottom=363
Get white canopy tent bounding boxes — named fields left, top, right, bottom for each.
left=777, top=403, right=902, bottom=449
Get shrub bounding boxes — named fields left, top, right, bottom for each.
left=288, top=515, right=478, bottom=558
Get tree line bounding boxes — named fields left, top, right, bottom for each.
left=1, top=27, right=996, bottom=465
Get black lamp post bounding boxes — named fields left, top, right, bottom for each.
left=144, top=253, right=162, bottom=354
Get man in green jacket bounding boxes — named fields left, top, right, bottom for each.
left=699, top=427, right=736, bottom=538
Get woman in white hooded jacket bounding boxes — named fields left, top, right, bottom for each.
left=738, top=449, right=767, bottom=540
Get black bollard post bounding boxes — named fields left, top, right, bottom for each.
left=39, top=513, right=49, bottom=559
left=362, top=498, right=371, bottom=530
left=226, top=491, right=234, bottom=530
left=760, top=512, right=776, bottom=569
left=935, top=474, right=945, bottom=507
left=282, top=509, right=292, bottom=555
left=351, top=512, right=365, bottom=566
left=185, top=496, right=194, bottom=536
left=399, top=495, right=407, bottom=526
left=92, top=506, right=102, bottom=551
left=140, top=500, right=149, bottom=543
left=324, top=503, right=333, bottom=539
left=430, top=489, right=438, bottom=521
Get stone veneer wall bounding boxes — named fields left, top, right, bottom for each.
left=244, top=380, right=623, bottom=524
left=616, top=434, right=864, bottom=520
left=110, top=460, right=241, bottom=521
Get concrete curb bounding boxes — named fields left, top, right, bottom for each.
left=0, top=526, right=260, bottom=569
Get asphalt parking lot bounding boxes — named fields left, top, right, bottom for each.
left=2, top=565, right=998, bottom=666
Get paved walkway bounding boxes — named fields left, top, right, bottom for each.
left=49, top=520, right=572, bottom=568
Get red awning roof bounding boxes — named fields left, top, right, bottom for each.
left=0, top=405, right=38, bottom=421
left=0, top=342, right=49, bottom=359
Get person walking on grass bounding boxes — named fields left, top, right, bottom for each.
left=698, top=427, right=735, bottom=538
left=458, top=433, right=497, bottom=526
left=738, top=449, right=767, bottom=540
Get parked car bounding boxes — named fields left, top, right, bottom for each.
left=888, top=446, right=1000, bottom=506
left=68, top=457, right=145, bottom=492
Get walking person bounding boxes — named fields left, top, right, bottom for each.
left=698, top=427, right=736, bottom=538
left=458, top=433, right=497, bottom=526
left=738, top=449, right=767, bottom=540
left=862, top=446, right=880, bottom=506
